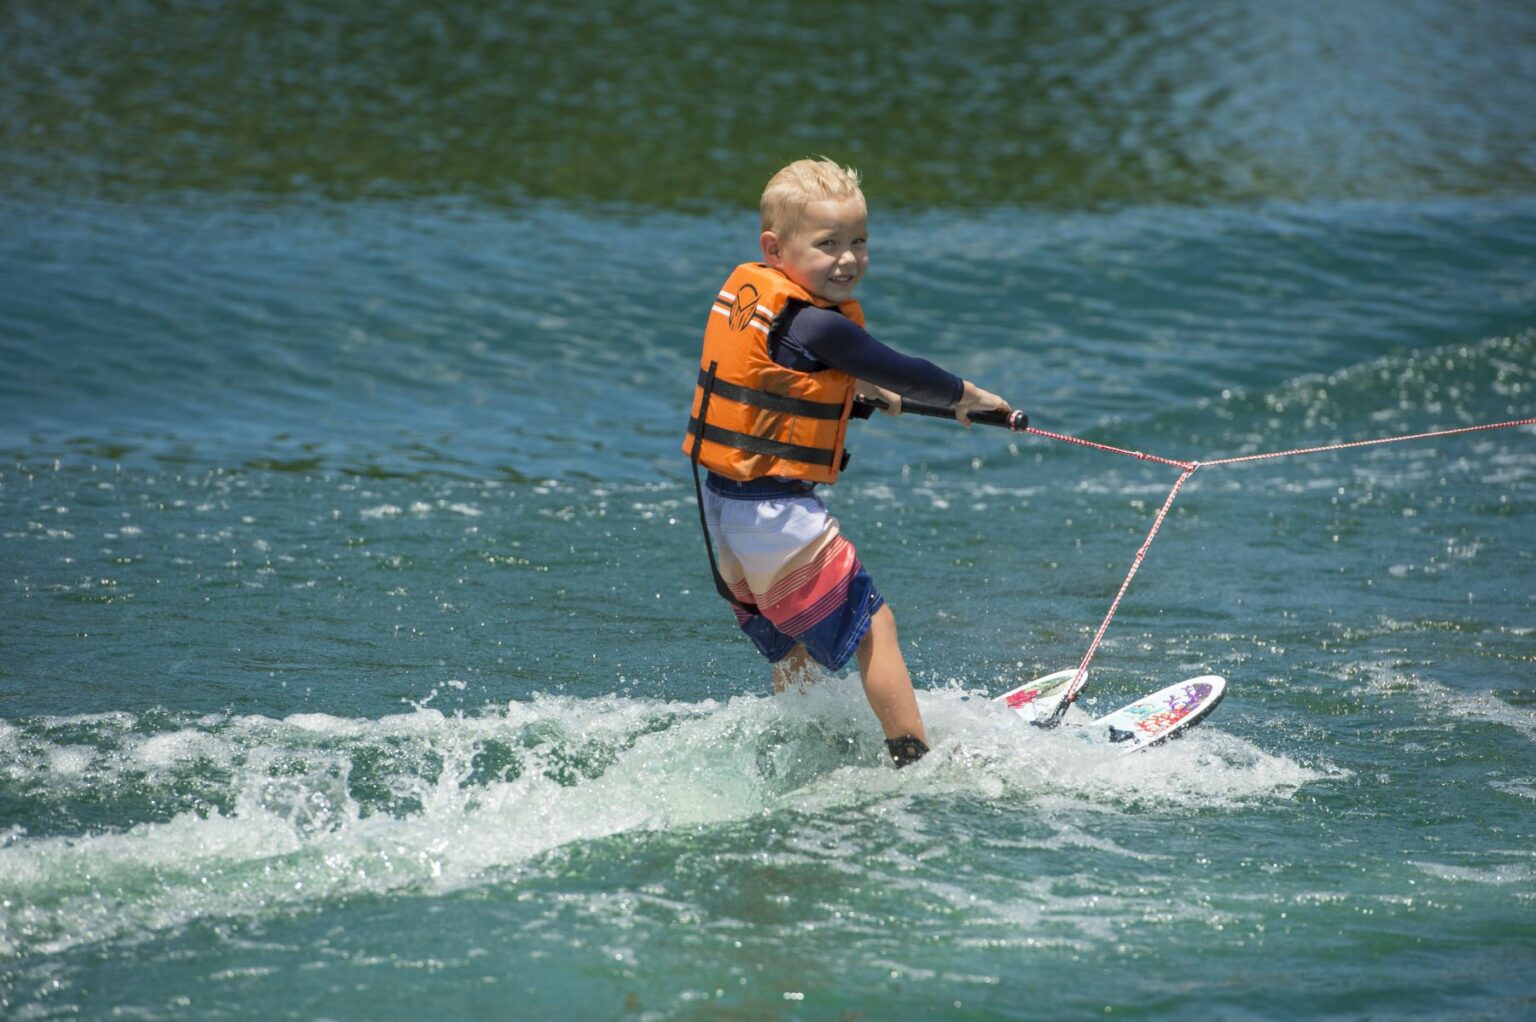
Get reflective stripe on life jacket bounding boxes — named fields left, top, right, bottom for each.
left=681, top=263, right=864, bottom=484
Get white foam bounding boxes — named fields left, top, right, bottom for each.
left=1355, top=662, right=1536, bottom=741
left=1411, top=860, right=1532, bottom=885
left=45, top=746, right=97, bottom=778
left=360, top=504, right=402, bottom=519
left=1490, top=779, right=1536, bottom=802
left=0, top=681, right=1319, bottom=960
left=134, top=729, right=229, bottom=769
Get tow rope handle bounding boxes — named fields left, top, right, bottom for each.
left=855, top=395, right=1028, bottom=432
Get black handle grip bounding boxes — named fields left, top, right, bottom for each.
left=857, top=396, right=1028, bottom=432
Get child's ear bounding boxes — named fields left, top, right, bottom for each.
left=759, top=231, right=782, bottom=265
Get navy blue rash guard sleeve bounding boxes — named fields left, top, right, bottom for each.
left=770, top=305, right=964, bottom=407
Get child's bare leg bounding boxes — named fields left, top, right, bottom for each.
left=855, top=604, right=928, bottom=743
left=773, top=643, right=816, bottom=693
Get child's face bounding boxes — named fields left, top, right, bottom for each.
left=761, top=197, right=868, bottom=305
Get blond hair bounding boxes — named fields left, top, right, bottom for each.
left=760, top=158, right=865, bottom=241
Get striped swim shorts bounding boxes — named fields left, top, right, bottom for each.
left=702, top=478, right=884, bottom=672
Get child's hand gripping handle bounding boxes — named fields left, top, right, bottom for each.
left=856, top=396, right=1028, bottom=432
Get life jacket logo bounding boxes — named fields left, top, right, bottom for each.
left=729, top=284, right=760, bottom=332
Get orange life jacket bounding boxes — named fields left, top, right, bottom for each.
left=682, top=263, right=864, bottom=484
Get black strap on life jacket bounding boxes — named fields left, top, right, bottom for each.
left=684, top=417, right=838, bottom=468
left=683, top=368, right=845, bottom=469
left=692, top=368, right=846, bottom=419
left=689, top=361, right=760, bottom=615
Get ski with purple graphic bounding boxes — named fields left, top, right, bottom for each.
left=1089, top=675, right=1225, bottom=753
left=996, top=671, right=1226, bottom=753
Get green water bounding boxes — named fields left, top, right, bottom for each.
left=3, top=1, right=1535, bottom=1019
left=7, top=0, right=1536, bottom=207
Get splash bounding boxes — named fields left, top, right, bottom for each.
left=0, top=678, right=1318, bottom=959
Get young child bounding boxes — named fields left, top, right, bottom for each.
left=683, top=158, right=1012, bottom=767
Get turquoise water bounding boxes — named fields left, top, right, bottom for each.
left=4, top=2, right=1536, bottom=1019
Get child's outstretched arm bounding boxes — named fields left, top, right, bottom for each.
left=782, top=306, right=1012, bottom=425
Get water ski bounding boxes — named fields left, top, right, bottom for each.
left=996, top=670, right=1227, bottom=753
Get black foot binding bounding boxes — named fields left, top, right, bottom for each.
left=885, top=735, right=930, bottom=768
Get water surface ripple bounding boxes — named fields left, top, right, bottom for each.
left=3, top=2, right=1535, bottom=1019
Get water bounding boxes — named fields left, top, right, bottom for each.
left=3, top=1, right=1535, bottom=1018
